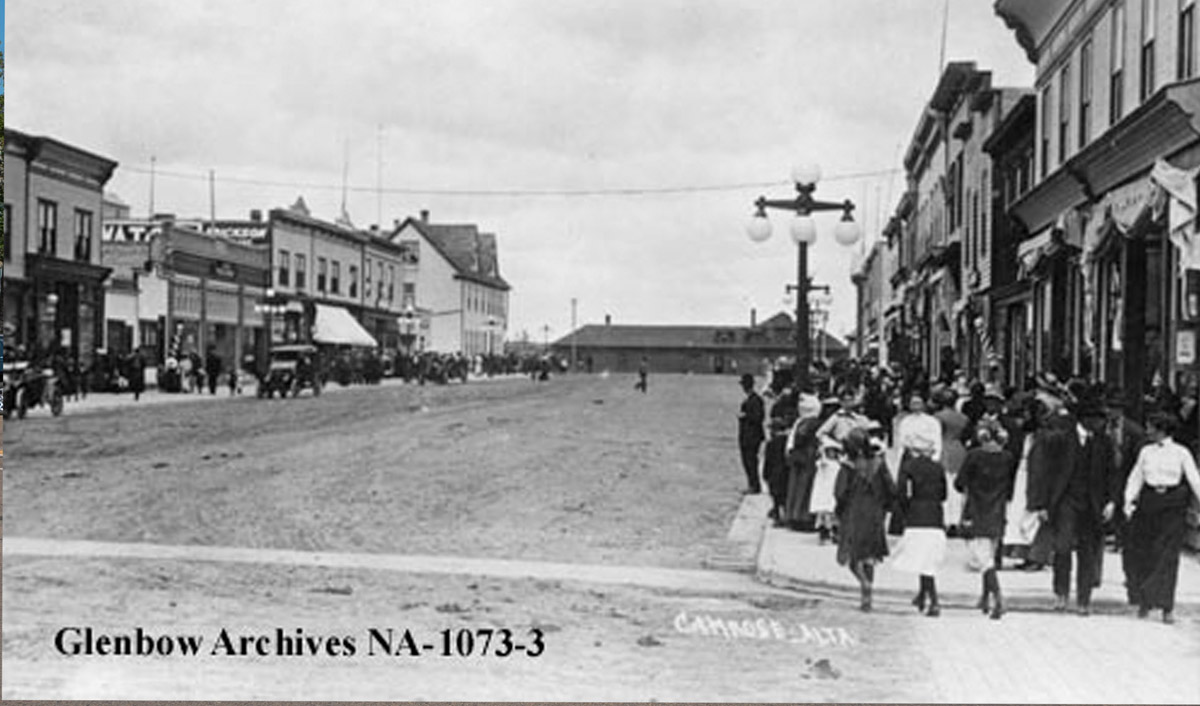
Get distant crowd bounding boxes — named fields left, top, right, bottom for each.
left=738, top=359, right=1200, bottom=623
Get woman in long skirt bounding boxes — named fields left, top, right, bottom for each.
left=835, top=428, right=897, bottom=612
left=784, top=394, right=824, bottom=529
left=1001, top=395, right=1042, bottom=568
left=890, top=445, right=947, bottom=617
left=1122, top=412, right=1200, bottom=624
left=956, top=419, right=1015, bottom=619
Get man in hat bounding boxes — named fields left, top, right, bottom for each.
left=1028, top=389, right=1118, bottom=614
left=737, top=373, right=766, bottom=495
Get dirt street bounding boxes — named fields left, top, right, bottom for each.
left=4, top=374, right=928, bottom=700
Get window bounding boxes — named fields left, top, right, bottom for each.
left=38, top=199, right=58, bottom=256
left=377, top=261, right=384, bottom=299
left=4, top=204, right=12, bottom=261
left=278, top=249, right=290, bottom=286
left=317, top=257, right=327, bottom=293
left=1112, top=2, right=1127, bottom=122
left=1079, top=37, right=1093, bottom=147
left=364, top=258, right=372, bottom=298
left=1180, top=0, right=1195, bottom=79
left=388, top=264, right=395, bottom=302
left=1141, top=0, right=1157, bottom=102
left=331, top=261, right=341, bottom=295
left=1040, top=85, right=1052, bottom=177
left=349, top=265, right=358, bottom=299
left=295, top=253, right=307, bottom=290
left=1058, top=62, right=1071, bottom=163
left=403, top=282, right=415, bottom=308
left=74, top=209, right=94, bottom=262
left=981, top=170, right=989, bottom=257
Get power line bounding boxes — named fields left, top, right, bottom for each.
left=115, top=164, right=904, bottom=199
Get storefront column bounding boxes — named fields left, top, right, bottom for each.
left=1124, top=241, right=1148, bottom=421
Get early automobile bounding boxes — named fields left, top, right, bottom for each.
left=3, top=360, right=65, bottom=419
left=257, top=344, right=323, bottom=399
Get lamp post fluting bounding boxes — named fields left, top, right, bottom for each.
left=746, top=163, right=861, bottom=391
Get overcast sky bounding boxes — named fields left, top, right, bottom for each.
left=10, top=1, right=1033, bottom=343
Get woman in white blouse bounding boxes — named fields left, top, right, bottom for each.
left=1122, top=412, right=1200, bottom=624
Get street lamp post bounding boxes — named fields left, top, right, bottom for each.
left=746, top=163, right=861, bottom=391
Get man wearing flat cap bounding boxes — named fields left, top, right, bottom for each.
left=737, top=373, right=766, bottom=495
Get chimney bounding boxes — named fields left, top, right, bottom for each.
left=420, top=209, right=430, bottom=223
left=605, top=314, right=611, bottom=326
left=249, top=209, right=262, bottom=222
left=750, top=308, right=757, bottom=327
left=393, top=218, right=401, bottom=230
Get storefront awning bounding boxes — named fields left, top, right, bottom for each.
left=313, top=304, right=378, bottom=347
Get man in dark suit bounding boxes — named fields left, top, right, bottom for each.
left=738, top=373, right=765, bottom=495
left=1028, top=392, right=1117, bottom=614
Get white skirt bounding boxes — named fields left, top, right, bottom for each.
left=889, top=527, right=947, bottom=575
left=808, top=459, right=839, bottom=514
left=1003, top=464, right=1035, bottom=546
left=966, top=537, right=998, bottom=572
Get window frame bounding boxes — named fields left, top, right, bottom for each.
left=331, top=260, right=341, bottom=295
left=317, top=256, right=327, bottom=293
left=37, top=199, right=58, bottom=256
left=295, top=253, right=307, bottom=290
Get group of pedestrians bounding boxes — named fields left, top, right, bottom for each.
left=737, top=363, right=1200, bottom=622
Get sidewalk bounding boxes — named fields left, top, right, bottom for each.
left=7, top=372, right=529, bottom=417
left=756, top=515, right=1200, bottom=611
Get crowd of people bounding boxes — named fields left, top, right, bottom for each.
left=737, top=361, right=1200, bottom=623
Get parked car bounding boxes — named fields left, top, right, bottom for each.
left=257, top=344, right=323, bottom=399
left=3, top=360, right=65, bottom=419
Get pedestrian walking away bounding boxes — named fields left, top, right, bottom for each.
left=890, top=442, right=947, bottom=617
left=834, top=428, right=897, bottom=612
left=956, top=418, right=1016, bottom=620
left=737, top=373, right=765, bottom=495
left=1122, top=411, right=1200, bottom=624
left=635, top=356, right=648, bottom=393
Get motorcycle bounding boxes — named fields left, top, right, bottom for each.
left=3, top=360, right=65, bottom=419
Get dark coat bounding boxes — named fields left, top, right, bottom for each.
left=834, top=455, right=896, bottom=565
left=956, top=447, right=1015, bottom=539
left=738, top=392, right=765, bottom=446
left=896, top=455, right=947, bottom=529
left=1029, top=419, right=1115, bottom=519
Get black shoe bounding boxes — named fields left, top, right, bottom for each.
left=1137, top=605, right=1151, bottom=619
left=925, top=604, right=940, bottom=617
left=990, top=603, right=1004, bottom=620
left=1077, top=603, right=1091, bottom=617
left=913, top=593, right=926, bottom=612
left=1163, top=611, right=1175, bottom=625
left=977, top=595, right=989, bottom=614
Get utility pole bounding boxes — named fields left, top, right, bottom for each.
left=571, top=298, right=578, bottom=372
left=208, top=169, right=216, bottom=224
left=149, top=155, right=157, bottom=218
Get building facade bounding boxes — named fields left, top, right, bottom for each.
left=997, top=0, right=1200, bottom=419
left=3, top=129, right=117, bottom=367
left=390, top=211, right=511, bottom=356
left=102, top=218, right=270, bottom=371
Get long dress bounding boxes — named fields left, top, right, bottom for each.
left=935, top=407, right=969, bottom=528
left=784, top=417, right=822, bottom=525
left=834, top=455, right=897, bottom=567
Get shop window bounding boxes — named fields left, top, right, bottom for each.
left=38, top=199, right=58, bottom=256
left=278, top=249, right=290, bottom=287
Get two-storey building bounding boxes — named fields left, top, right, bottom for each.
left=3, top=128, right=116, bottom=367
left=390, top=211, right=511, bottom=356
left=997, top=0, right=1200, bottom=418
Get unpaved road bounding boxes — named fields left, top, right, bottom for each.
left=3, top=375, right=929, bottom=700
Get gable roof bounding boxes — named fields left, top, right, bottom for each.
left=395, top=217, right=511, bottom=290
